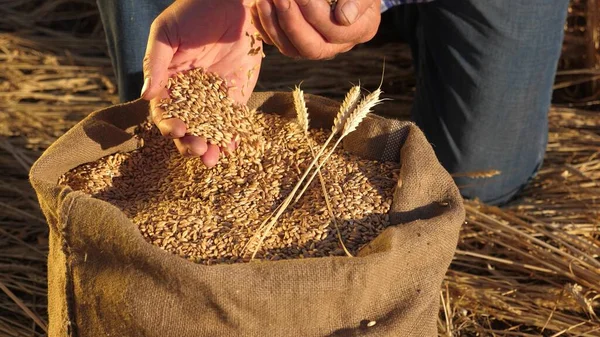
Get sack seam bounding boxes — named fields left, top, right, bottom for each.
left=59, top=192, right=80, bottom=337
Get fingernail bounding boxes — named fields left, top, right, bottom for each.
left=140, top=77, right=150, bottom=97
left=274, top=0, right=290, bottom=11
left=258, top=0, right=272, bottom=15
left=341, top=1, right=358, bottom=25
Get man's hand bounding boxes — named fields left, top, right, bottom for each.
left=251, top=0, right=380, bottom=59
left=141, top=0, right=262, bottom=167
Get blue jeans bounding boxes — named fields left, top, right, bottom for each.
left=97, top=0, right=569, bottom=205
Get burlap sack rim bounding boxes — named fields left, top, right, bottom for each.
left=30, top=92, right=465, bottom=337
left=31, top=98, right=406, bottom=266
left=30, top=93, right=463, bottom=268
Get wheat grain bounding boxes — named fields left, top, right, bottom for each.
left=158, top=68, right=256, bottom=149
left=59, top=69, right=397, bottom=264
left=59, top=112, right=398, bottom=264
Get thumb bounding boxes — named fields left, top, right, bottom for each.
left=141, top=19, right=175, bottom=100
left=334, top=0, right=374, bottom=26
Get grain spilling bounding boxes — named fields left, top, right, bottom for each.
left=59, top=113, right=399, bottom=264
left=59, top=67, right=399, bottom=265
left=158, top=68, right=255, bottom=148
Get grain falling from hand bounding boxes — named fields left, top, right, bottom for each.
left=158, top=68, right=255, bottom=149
left=59, top=112, right=398, bottom=264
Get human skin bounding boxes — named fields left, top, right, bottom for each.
left=251, top=0, right=380, bottom=60
left=141, top=0, right=380, bottom=167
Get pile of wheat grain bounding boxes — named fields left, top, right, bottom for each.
left=59, top=110, right=399, bottom=264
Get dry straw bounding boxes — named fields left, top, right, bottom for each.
left=2, top=0, right=600, bottom=334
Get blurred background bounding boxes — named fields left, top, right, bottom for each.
left=1, top=0, right=599, bottom=336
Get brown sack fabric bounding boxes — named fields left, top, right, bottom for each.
left=30, top=91, right=464, bottom=337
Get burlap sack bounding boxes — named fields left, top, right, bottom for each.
left=30, top=91, right=464, bottom=337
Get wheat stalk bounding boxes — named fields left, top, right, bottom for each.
left=248, top=87, right=383, bottom=259
left=247, top=140, right=333, bottom=258
left=247, top=86, right=373, bottom=259
left=240, top=203, right=283, bottom=256
left=451, top=170, right=502, bottom=179
left=293, top=85, right=353, bottom=257
left=249, top=63, right=387, bottom=260
left=293, top=88, right=384, bottom=204
left=293, top=63, right=386, bottom=203
left=289, top=86, right=359, bottom=205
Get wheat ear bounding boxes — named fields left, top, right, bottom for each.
left=293, top=63, right=386, bottom=203
left=292, top=88, right=383, bottom=204
left=299, top=85, right=362, bottom=173
left=250, top=65, right=387, bottom=260
left=248, top=86, right=353, bottom=259
left=288, top=86, right=360, bottom=205
left=250, top=88, right=382, bottom=259
left=293, top=85, right=353, bottom=257
left=248, top=86, right=362, bottom=259
left=332, top=86, right=361, bottom=134
left=293, top=84, right=309, bottom=132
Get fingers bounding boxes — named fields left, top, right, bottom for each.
left=201, top=144, right=221, bottom=168
left=250, top=3, right=274, bottom=45
left=255, top=0, right=300, bottom=57
left=272, top=0, right=357, bottom=59
left=142, top=17, right=176, bottom=100
left=159, top=119, right=187, bottom=139
left=334, top=0, right=374, bottom=26
left=259, top=0, right=378, bottom=59
left=173, top=136, right=222, bottom=168
left=150, top=92, right=187, bottom=138
left=294, top=0, right=379, bottom=44
left=175, top=135, right=208, bottom=156
left=272, top=0, right=328, bottom=59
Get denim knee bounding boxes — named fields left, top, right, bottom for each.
left=451, top=144, right=546, bottom=206
left=97, top=0, right=171, bottom=102
left=406, top=0, right=568, bottom=205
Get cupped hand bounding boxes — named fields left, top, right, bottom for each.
left=141, top=0, right=263, bottom=167
left=251, top=0, right=380, bottom=59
